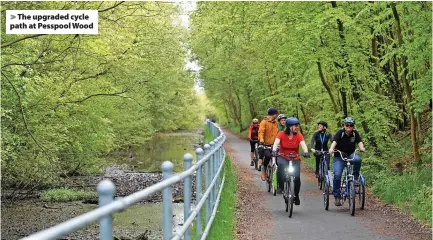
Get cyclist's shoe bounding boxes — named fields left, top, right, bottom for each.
left=334, top=197, right=342, bottom=206
left=277, top=188, right=283, bottom=194
left=250, top=161, right=254, bottom=166
left=258, top=166, right=261, bottom=171
left=261, top=170, right=266, bottom=181
left=294, top=196, right=300, bottom=205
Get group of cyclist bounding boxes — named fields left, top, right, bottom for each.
left=247, top=107, right=365, bottom=206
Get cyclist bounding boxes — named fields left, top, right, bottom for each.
left=248, top=118, right=260, bottom=166
left=328, top=117, right=365, bottom=206
left=310, top=121, right=332, bottom=178
left=277, top=114, right=287, bottom=131
left=258, top=107, right=279, bottom=180
left=272, top=117, right=310, bottom=205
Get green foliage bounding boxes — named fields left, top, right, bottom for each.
left=372, top=167, right=432, bottom=226
left=40, top=188, right=97, bottom=202
left=1, top=2, right=201, bottom=188
left=191, top=1, right=431, bottom=226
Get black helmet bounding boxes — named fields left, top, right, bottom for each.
left=317, top=120, right=328, bottom=128
left=343, top=117, right=355, bottom=124
left=285, top=117, right=300, bottom=127
left=268, top=107, right=278, bottom=115
left=277, top=114, right=287, bottom=121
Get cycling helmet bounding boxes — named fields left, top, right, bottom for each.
left=317, top=120, right=328, bottom=128
left=277, top=114, right=287, bottom=121
left=285, top=117, right=300, bottom=127
left=343, top=117, right=355, bottom=124
left=267, top=107, right=278, bottom=115
left=252, top=118, right=259, bottom=123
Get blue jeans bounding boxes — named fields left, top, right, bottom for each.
left=332, top=154, right=362, bottom=197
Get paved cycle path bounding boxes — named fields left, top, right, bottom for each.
left=223, top=129, right=403, bottom=240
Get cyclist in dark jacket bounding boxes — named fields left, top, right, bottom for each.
left=310, top=121, right=332, bottom=178
left=248, top=118, right=260, bottom=166
left=329, top=117, right=365, bottom=206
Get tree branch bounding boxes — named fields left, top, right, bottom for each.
left=1, top=72, right=52, bottom=161
left=99, top=1, right=125, bottom=13
left=1, top=34, right=46, bottom=48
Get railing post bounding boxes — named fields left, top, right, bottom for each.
left=183, top=154, right=193, bottom=240
left=195, top=148, right=204, bottom=239
left=209, top=140, right=215, bottom=210
left=97, top=179, right=115, bottom=240
left=204, top=143, right=211, bottom=224
left=162, top=161, right=174, bottom=240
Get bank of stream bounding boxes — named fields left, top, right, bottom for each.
left=1, top=129, right=204, bottom=240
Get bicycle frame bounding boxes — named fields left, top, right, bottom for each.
left=334, top=149, right=358, bottom=200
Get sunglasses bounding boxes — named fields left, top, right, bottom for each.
left=345, top=124, right=354, bottom=127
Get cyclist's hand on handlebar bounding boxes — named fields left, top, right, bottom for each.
left=302, top=152, right=310, bottom=158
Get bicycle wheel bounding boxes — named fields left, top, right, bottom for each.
left=254, top=149, right=259, bottom=171
left=288, top=177, right=294, bottom=218
left=266, top=166, right=272, bottom=192
left=359, top=180, right=365, bottom=210
left=323, top=177, right=329, bottom=211
left=349, top=180, right=356, bottom=216
left=284, top=181, right=289, bottom=212
left=318, top=160, right=323, bottom=190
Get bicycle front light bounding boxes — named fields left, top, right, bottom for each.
left=286, top=165, right=294, bottom=173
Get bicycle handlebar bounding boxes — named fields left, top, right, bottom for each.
left=332, top=149, right=360, bottom=161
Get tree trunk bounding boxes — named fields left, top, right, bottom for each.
left=245, top=87, right=257, bottom=119
left=391, top=3, right=421, bottom=163
left=317, top=60, right=339, bottom=115
left=234, top=88, right=245, bottom=131
left=332, top=1, right=378, bottom=150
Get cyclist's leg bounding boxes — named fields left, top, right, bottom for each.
left=332, top=157, right=344, bottom=197
left=293, top=160, right=301, bottom=196
left=350, top=153, right=362, bottom=180
left=249, top=141, right=255, bottom=164
left=315, top=154, right=320, bottom=176
left=326, top=154, right=331, bottom=170
left=276, top=157, right=287, bottom=190
left=263, top=149, right=272, bottom=169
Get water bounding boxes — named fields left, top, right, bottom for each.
left=110, top=130, right=204, bottom=173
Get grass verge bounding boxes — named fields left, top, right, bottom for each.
left=301, top=139, right=432, bottom=226
left=40, top=188, right=97, bottom=202
left=191, top=125, right=237, bottom=239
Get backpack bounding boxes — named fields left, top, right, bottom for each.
left=251, top=124, right=259, bottom=139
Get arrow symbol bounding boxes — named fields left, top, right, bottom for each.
left=11, top=15, right=16, bottom=19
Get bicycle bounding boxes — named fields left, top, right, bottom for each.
left=329, top=149, right=365, bottom=216
left=278, top=153, right=303, bottom=218
left=252, top=141, right=260, bottom=171
left=266, top=156, right=277, bottom=196
left=315, top=150, right=330, bottom=190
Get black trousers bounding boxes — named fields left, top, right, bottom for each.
left=276, top=157, right=301, bottom=197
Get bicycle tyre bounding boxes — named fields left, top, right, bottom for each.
left=267, top=166, right=272, bottom=192
left=288, top=177, right=294, bottom=218
left=359, top=181, right=365, bottom=210
left=284, top=181, right=289, bottom=212
left=349, top=180, right=356, bottom=216
left=324, top=177, right=329, bottom=211
left=254, top=149, right=259, bottom=171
